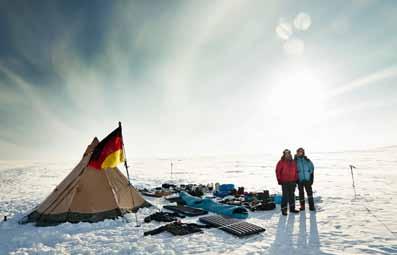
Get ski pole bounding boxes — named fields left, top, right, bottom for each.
left=349, top=165, right=357, bottom=198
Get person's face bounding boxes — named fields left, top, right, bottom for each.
left=283, top=150, right=292, bottom=159
left=297, top=149, right=304, bottom=157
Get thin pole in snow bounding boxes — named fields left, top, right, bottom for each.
left=170, top=161, right=173, bottom=181
left=119, top=121, right=140, bottom=227
left=349, top=165, right=357, bottom=198
left=348, top=165, right=396, bottom=239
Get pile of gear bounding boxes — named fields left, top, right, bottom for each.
left=140, top=182, right=277, bottom=212
left=218, top=191, right=276, bottom=211
left=141, top=183, right=274, bottom=237
left=144, top=221, right=212, bottom=236
left=139, top=183, right=213, bottom=198
left=144, top=212, right=185, bottom=223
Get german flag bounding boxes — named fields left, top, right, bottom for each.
left=88, top=126, right=125, bottom=170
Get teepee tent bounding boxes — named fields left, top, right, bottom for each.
left=21, top=129, right=150, bottom=226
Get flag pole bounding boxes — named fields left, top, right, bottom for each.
left=119, top=122, right=131, bottom=184
left=119, top=121, right=140, bottom=227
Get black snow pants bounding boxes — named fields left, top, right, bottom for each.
left=298, top=180, right=314, bottom=209
left=281, top=183, right=296, bottom=211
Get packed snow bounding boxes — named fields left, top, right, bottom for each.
left=1, top=148, right=397, bottom=254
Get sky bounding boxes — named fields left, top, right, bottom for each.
left=0, top=0, right=397, bottom=160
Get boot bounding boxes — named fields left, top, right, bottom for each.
left=300, top=202, right=305, bottom=211
left=308, top=197, right=315, bottom=211
left=281, top=208, right=288, bottom=216
left=290, top=207, right=300, bottom=213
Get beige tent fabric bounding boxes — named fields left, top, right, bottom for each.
left=105, top=167, right=147, bottom=209
left=68, top=166, right=119, bottom=213
left=23, top=138, right=149, bottom=226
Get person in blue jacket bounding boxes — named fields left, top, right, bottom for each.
left=295, top=147, right=315, bottom=211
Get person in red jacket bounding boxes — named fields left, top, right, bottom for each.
left=276, top=149, right=299, bottom=215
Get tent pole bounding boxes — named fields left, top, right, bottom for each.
left=119, top=121, right=140, bottom=227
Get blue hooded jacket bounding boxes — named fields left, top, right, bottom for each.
left=295, top=156, right=314, bottom=182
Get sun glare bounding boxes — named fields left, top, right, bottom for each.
left=267, top=66, right=327, bottom=128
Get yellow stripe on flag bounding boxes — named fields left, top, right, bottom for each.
left=100, top=149, right=125, bottom=169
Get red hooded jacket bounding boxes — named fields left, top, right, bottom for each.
left=276, top=159, right=298, bottom=184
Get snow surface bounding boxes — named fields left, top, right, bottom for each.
left=1, top=149, right=397, bottom=254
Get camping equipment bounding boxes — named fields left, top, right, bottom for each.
left=19, top=137, right=150, bottom=226
left=214, top=183, right=220, bottom=192
left=140, top=183, right=209, bottom=198
left=256, top=190, right=270, bottom=202
left=199, top=215, right=265, bottom=237
left=188, top=187, right=204, bottom=197
left=273, top=194, right=283, bottom=204
left=243, top=191, right=271, bottom=203
left=141, top=190, right=173, bottom=197
left=244, top=193, right=255, bottom=202
left=180, top=192, right=248, bottom=219
left=141, top=183, right=209, bottom=198
left=144, top=212, right=184, bottom=223
left=214, top=184, right=235, bottom=198
left=162, top=183, right=177, bottom=189
left=220, top=198, right=244, bottom=206
left=181, top=184, right=208, bottom=197
left=237, top=187, right=245, bottom=195
left=250, top=202, right=276, bottom=211
left=144, top=221, right=212, bottom=236
left=220, top=197, right=275, bottom=211
left=163, top=205, right=208, bottom=217
left=165, top=195, right=185, bottom=205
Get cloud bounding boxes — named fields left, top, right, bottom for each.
left=0, top=63, right=77, bottom=138
left=329, top=65, right=397, bottom=97
left=1, top=1, right=396, bottom=158
left=0, top=85, right=24, bottom=105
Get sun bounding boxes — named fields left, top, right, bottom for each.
left=266, top=65, right=327, bottom=128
